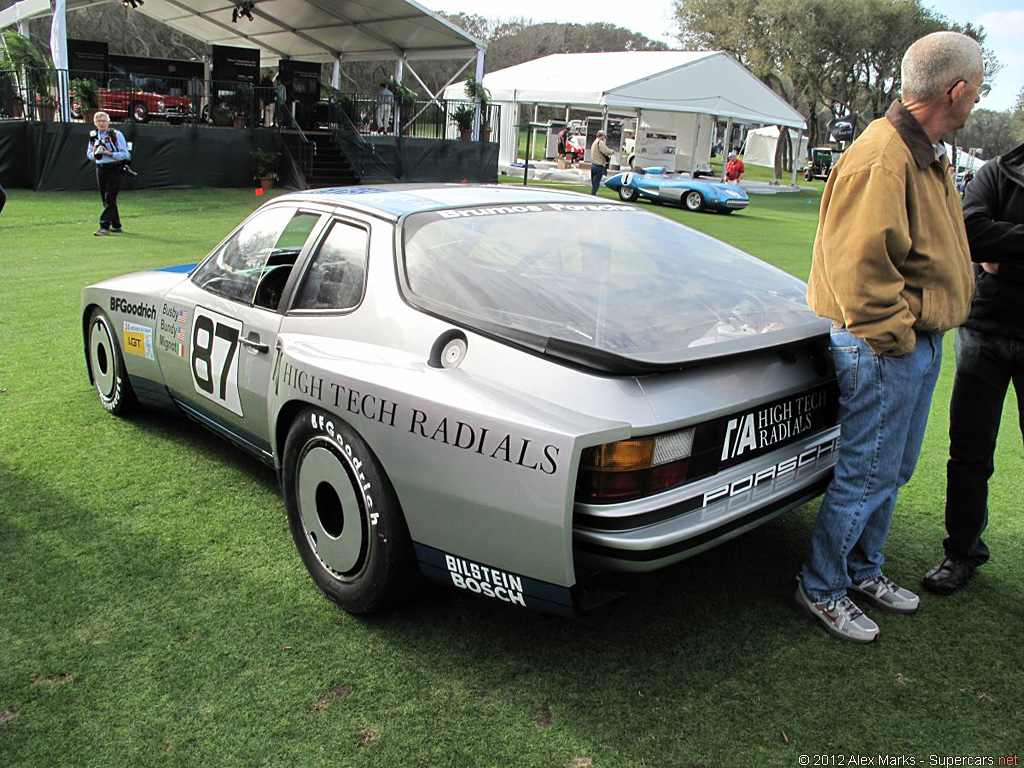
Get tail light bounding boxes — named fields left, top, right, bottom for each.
left=576, top=427, right=695, bottom=503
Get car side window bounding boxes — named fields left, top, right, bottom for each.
left=292, top=220, right=369, bottom=311
left=193, top=208, right=321, bottom=309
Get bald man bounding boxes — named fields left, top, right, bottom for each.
left=795, top=31, right=984, bottom=643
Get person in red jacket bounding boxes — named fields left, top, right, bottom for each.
left=725, top=150, right=745, bottom=182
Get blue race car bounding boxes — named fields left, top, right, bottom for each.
left=604, top=167, right=749, bottom=214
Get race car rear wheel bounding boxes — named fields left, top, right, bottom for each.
left=618, top=186, right=639, bottom=202
left=87, top=308, right=137, bottom=416
left=283, top=408, right=418, bottom=613
left=684, top=190, right=705, bottom=212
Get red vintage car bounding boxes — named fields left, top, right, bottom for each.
left=95, top=78, right=194, bottom=124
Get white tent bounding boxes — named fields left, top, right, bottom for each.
left=742, top=125, right=810, bottom=168
left=443, top=51, right=806, bottom=175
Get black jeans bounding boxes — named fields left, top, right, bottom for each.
left=590, top=163, right=606, bottom=195
left=945, top=325, right=1024, bottom=565
left=96, top=163, right=122, bottom=229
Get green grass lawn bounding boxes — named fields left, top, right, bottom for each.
left=1, top=185, right=1021, bottom=767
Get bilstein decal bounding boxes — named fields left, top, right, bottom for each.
left=277, top=360, right=560, bottom=475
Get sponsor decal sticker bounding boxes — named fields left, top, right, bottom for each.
left=110, top=296, right=157, bottom=319
left=435, top=202, right=637, bottom=219
left=123, top=322, right=154, bottom=360
left=721, top=385, right=832, bottom=463
left=190, top=306, right=243, bottom=416
left=275, top=360, right=561, bottom=476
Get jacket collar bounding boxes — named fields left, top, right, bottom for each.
left=886, top=101, right=937, bottom=170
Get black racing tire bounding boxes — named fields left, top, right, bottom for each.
left=684, top=190, right=705, bottom=212
left=87, top=307, right=138, bottom=416
left=283, top=407, right=419, bottom=614
left=618, top=185, right=639, bottom=202
left=132, top=101, right=149, bottom=123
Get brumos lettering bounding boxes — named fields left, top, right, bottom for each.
left=110, top=296, right=157, bottom=319
left=703, top=435, right=840, bottom=507
left=721, top=389, right=829, bottom=460
left=438, top=205, right=544, bottom=219
left=445, top=554, right=526, bottom=606
left=308, top=412, right=375, bottom=518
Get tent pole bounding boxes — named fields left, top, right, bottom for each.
left=791, top=129, right=800, bottom=187
left=394, top=56, right=405, bottom=136
left=721, top=117, right=733, bottom=181
left=332, top=56, right=341, bottom=89
left=472, top=48, right=484, bottom=141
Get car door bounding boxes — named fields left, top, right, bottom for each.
left=158, top=205, right=326, bottom=458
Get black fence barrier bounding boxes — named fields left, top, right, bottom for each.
left=0, top=119, right=280, bottom=191
left=331, top=133, right=498, bottom=185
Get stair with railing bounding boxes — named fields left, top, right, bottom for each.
left=280, top=129, right=360, bottom=188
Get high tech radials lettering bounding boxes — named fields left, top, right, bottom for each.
left=110, top=296, right=157, bottom=319
left=444, top=554, right=526, bottom=607
left=408, top=409, right=559, bottom=475
left=157, top=303, right=188, bottom=358
left=721, top=388, right=830, bottom=461
left=190, top=306, right=243, bottom=416
left=703, top=435, right=840, bottom=507
left=279, top=361, right=400, bottom=428
left=123, top=322, right=154, bottom=360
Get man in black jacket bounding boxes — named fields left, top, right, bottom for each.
left=923, top=141, right=1024, bottom=594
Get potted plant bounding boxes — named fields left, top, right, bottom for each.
left=463, top=75, right=491, bottom=141
left=450, top=103, right=475, bottom=141
left=231, top=108, right=248, bottom=129
left=251, top=147, right=281, bottom=190
left=70, top=77, right=100, bottom=122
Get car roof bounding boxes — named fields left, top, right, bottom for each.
left=274, top=183, right=626, bottom=220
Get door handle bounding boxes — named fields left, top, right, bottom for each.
left=240, top=334, right=269, bottom=354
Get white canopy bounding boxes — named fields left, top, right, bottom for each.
left=743, top=125, right=810, bottom=167
left=446, top=51, right=806, bottom=129
left=0, top=0, right=485, bottom=63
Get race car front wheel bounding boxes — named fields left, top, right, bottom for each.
left=87, top=308, right=138, bottom=417
left=618, top=186, right=639, bottom=202
left=283, top=408, right=419, bottom=613
left=684, top=191, right=705, bottom=212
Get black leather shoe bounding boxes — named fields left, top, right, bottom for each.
left=922, top=557, right=975, bottom=595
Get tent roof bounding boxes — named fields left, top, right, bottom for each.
left=447, top=51, right=805, bottom=129
left=1, top=0, right=485, bottom=63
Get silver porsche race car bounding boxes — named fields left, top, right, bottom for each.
left=82, top=184, right=840, bottom=615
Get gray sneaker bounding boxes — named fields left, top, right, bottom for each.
left=849, top=574, right=919, bottom=614
left=94, top=228, right=110, bottom=236
left=794, top=576, right=879, bottom=643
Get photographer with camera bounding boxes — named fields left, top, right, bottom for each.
left=86, top=111, right=130, bottom=236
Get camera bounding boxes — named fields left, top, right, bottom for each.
left=121, top=162, right=138, bottom=178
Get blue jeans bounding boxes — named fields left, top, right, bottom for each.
left=590, top=164, right=606, bottom=195
left=944, top=326, right=1024, bottom=566
left=801, top=327, right=943, bottom=602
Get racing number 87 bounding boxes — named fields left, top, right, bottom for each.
left=190, top=306, right=244, bottom=416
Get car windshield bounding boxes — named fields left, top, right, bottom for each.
left=400, top=202, right=824, bottom=369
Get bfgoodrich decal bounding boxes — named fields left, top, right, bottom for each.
left=110, top=296, right=157, bottom=319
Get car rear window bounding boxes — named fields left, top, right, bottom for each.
left=400, top=203, right=820, bottom=366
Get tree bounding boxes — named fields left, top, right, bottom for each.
left=955, top=108, right=1020, bottom=159
left=672, top=0, right=1002, bottom=159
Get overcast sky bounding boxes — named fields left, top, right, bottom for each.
left=422, top=0, right=1022, bottom=112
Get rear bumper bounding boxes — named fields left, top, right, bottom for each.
left=573, top=426, right=839, bottom=572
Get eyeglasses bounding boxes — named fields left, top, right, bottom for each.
left=947, top=79, right=991, bottom=101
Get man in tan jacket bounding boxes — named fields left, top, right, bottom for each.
left=795, top=31, right=983, bottom=643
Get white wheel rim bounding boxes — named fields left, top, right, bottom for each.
left=89, top=318, right=116, bottom=400
left=297, top=443, right=367, bottom=579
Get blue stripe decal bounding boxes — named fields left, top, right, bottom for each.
left=155, top=263, right=197, bottom=273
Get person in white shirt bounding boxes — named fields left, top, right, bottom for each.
left=86, top=111, right=130, bottom=236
